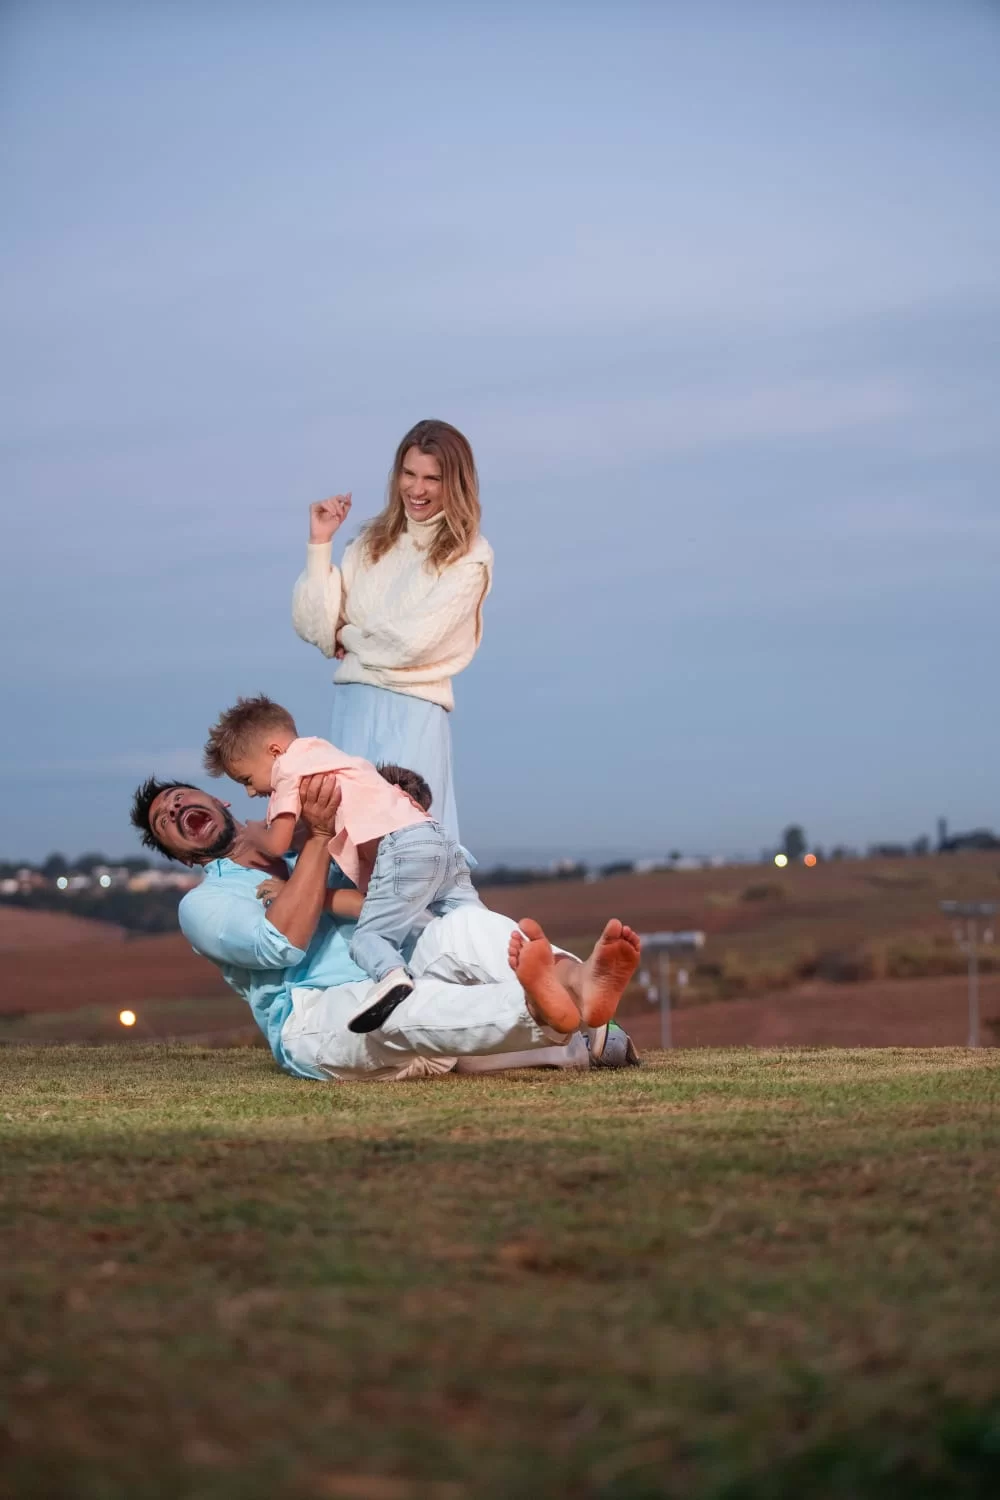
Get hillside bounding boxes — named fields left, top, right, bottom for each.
left=0, top=906, right=127, bottom=951
left=481, top=849, right=1000, bottom=996
left=1, top=851, right=996, bottom=1047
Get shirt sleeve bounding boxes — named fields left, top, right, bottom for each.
left=179, top=884, right=307, bottom=971
left=338, top=555, right=491, bottom=674
left=291, top=542, right=344, bottom=658
left=267, top=762, right=304, bottom=823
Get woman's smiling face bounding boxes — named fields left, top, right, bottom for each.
left=398, top=447, right=444, bottom=522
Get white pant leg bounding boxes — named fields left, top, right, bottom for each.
left=408, top=904, right=518, bottom=985
left=410, top=907, right=589, bottom=1070
left=454, top=1033, right=589, bottom=1073
left=410, top=905, right=578, bottom=984
left=281, top=968, right=569, bottom=1083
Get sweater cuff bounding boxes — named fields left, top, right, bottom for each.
left=306, top=541, right=332, bottom=579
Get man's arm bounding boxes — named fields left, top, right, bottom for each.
left=255, top=876, right=363, bottom=922
left=262, top=774, right=341, bottom=952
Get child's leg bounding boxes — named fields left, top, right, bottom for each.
left=349, top=826, right=454, bottom=1015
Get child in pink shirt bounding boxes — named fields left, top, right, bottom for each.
left=204, top=695, right=481, bottom=1031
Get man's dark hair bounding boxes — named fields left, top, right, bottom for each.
left=129, top=777, right=194, bottom=861
left=378, top=763, right=432, bottom=812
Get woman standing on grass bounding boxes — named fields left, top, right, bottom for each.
left=291, top=419, right=493, bottom=842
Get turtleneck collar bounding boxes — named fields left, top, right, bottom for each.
left=404, top=511, right=446, bottom=547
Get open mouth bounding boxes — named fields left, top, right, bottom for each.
left=180, top=806, right=215, bottom=841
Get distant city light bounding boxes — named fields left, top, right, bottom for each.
left=118, top=1010, right=137, bottom=1028
left=99, top=874, right=112, bottom=888
left=774, top=853, right=789, bottom=868
left=804, top=853, right=818, bottom=868
left=56, top=876, right=69, bottom=890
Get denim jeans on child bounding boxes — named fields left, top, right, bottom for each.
left=349, top=821, right=482, bottom=983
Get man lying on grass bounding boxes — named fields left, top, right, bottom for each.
left=129, top=770, right=642, bottom=1082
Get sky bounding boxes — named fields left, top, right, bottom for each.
left=2, top=1, right=998, bottom=865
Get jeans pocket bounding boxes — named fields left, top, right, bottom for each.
left=392, top=854, right=442, bottom=900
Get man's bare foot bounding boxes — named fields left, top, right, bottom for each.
left=580, top=919, right=642, bottom=1028
left=508, top=918, right=582, bottom=1035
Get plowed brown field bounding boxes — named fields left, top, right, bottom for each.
left=2, top=850, right=997, bottom=1046
left=0, top=906, right=126, bottom=951
left=625, top=972, right=1000, bottom=1049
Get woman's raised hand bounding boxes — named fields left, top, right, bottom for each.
left=309, top=493, right=352, bottom=544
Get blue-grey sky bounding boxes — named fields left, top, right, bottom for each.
left=2, top=1, right=998, bottom=864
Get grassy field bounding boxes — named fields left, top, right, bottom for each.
left=3, top=1047, right=1000, bottom=1499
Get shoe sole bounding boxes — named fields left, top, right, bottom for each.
left=348, top=983, right=413, bottom=1034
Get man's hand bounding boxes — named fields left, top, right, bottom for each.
left=255, top=877, right=286, bottom=908
left=299, top=772, right=342, bottom=840
left=309, top=494, right=352, bottom=544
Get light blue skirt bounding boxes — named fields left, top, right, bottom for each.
left=330, top=682, right=460, bottom=842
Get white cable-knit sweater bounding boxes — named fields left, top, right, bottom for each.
left=291, top=516, right=494, bottom=711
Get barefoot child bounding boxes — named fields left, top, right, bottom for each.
left=203, top=695, right=481, bottom=1032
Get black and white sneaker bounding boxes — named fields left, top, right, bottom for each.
left=347, top=969, right=414, bottom=1034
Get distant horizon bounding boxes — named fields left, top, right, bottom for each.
left=3, top=815, right=992, bottom=873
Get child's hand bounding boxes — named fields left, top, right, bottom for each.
left=309, top=494, right=352, bottom=544
left=256, top=878, right=286, bottom=908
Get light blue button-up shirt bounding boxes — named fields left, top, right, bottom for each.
left=178, top=858, right=367, bottom=1079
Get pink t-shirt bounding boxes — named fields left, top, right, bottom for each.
left=268, top=736, right=429, bottom=890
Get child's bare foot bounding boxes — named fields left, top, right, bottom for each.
left=508, top=918, right=582, bottom=1035
left=580, top=920, right=642, bottom=1027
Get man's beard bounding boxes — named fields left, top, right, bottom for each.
left=201, top=806, right=238, bottom=860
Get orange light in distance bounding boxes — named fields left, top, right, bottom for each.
left=119, top=1010, right=137, bottom=1027
left=804, top=853, right=817, bottom=868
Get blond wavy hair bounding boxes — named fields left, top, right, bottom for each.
left=360, top=419, right=481, bottom=571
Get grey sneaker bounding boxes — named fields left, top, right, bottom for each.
left=585, top=1021, right=641, bottom=1068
